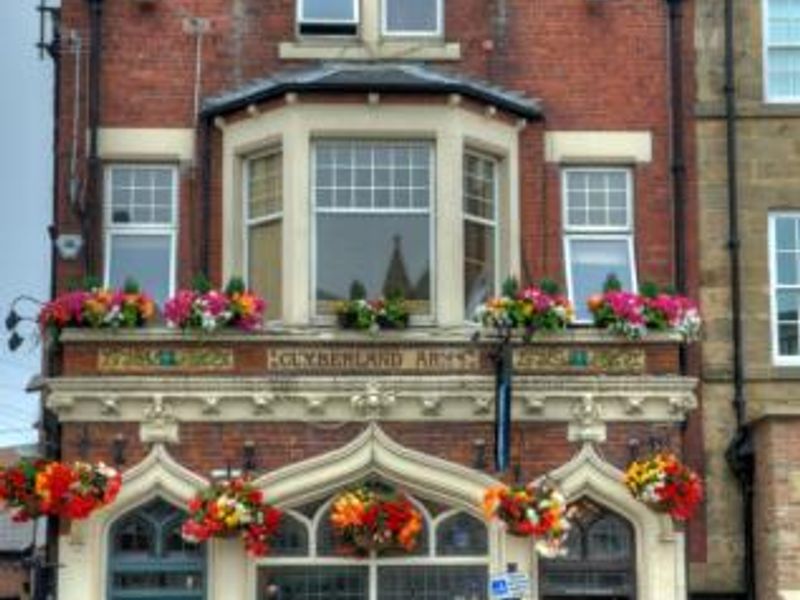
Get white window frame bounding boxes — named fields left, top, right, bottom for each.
left=381, top=0, right=444, bottom=38
left=768, top=212, right=800, bottom=365
left=253, top=499, right=490, bottom=600
left=463, top=150, right=500, bottom=320
left=562, top=167, right=637, bottom=323
left=763, top=0, right=800, bottom=103
left=297, top=0, right=360, bottom=30
left=243, top=148, right=283, bottom=323
left=309, top=139, right=437, bottom=324
left=103, top=164, right=178, bottom=299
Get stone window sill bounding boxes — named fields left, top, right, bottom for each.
left=278, top=40, right=461, bottom=61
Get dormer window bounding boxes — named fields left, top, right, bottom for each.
left=298, top=0, right=359, bottom=36
left=383, top=0, right=443, bottom=37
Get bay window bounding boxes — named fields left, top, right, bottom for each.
left=383, top=0, right=443, bottom=36
left=563, top=168, right=636, bottom=322
left=245, top=151, right=283, bottom=320
left=463, top=152, right=498, bottom=318
left=105, top=165, right=177, bottom=304
left=313, top=140, right=433, bottom=317
left=770, top=213, right=800, bottom=362
left=764, top=0, right=800, bottom=101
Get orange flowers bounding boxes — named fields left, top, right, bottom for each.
left=483, top=480, right=572, bottom=558
left=330, top=483, right=423, bottom=556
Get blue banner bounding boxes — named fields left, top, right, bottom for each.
left=494, top=343, right=512, bottom=472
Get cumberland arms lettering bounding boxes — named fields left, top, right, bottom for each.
left=267, top=346, right=484, bottom=373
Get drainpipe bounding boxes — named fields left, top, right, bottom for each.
left=665, top=0, right=690, bottom=378
left=84, top=0, right=104, bottom=277
left=721, top=0, right=756, bottom=598
left=200, top=116, right=212, bottom=277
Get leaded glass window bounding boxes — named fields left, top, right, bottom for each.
left=540, top=499, right=636, bottom=599
left=258, top=488, right=489, bottom=600
left=109, top=498, right=206, bottom=600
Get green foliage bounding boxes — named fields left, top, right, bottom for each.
left=225, top=276, right=246, bottom=296
left=192, top=273, right=212, bottom=293
left=639, top=281, right=659, bottom=299
left=602, top=274, right=623, bottom=292
left=501, top=276, right=520, bottom=298
left=122, top=278, right=141, bottom=294
left=538, top=278, right=560, bottom=295
left=349, top=280, right=367, bottom=301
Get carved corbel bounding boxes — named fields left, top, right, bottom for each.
left=568, top=395, right=606, bottom=442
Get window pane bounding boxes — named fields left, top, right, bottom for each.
left=436, top=512, right=488, bottom=556
left=109, top=167, right=174, bottom=225
left=464, top=154, right=496, bottom=221
left=586, top=517, right=633, bottom=561
left=776, top=217, right=798, bottom=251
left=568, top=239, right=634, bottom=321
left=114, top=518, right=154, bottom=555
left=778, top=252, right=799, bottom=285
left=780, top=323, right=800, bottom=355
left=378, top=566, right=488, bottom=600
left=248, top=153, right=282, bottom=219
left=465, top=220, right=495, bottom=318
left=564, top=170, right=629, bottom=229
left=769, top=0, right=800, bottom=44
left=271, top=514, right=309, bottom=557
left=768, top=48, right=800, bottom=99
left=108, top=234, right=172, bottom=303
left=316, top=213, right=430, bottom=312
left=779, top=289, right=800, bottom=322
left=301, top=0, right=355, bottom=21
left=258, top=566, right=368, bottom=600
left=386, top=0, right=439, bottom=32
left=248, top=221, right=282, bottom=320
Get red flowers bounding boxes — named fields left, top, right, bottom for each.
left=181, top=478, right=281, bottom=558
left=0, top=460, right=121, bottom=522
left=330, top=483, right=423, bottom=557
left=483, top=480, right=571, bottom=558
left=624, top=452, right=703, bottom=521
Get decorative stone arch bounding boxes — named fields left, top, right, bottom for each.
left=544, top=443, right=686, bottom=600
left=255, top=423, right=499, bottom=514
left=57, top=445, right=210, bottom=600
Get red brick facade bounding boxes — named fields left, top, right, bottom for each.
left=48, top=1, right=703, bottom=599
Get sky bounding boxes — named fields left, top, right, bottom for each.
left=0, top=0, right=54, bottom=447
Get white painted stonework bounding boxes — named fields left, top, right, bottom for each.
left=56, top=426, right=686, bottom=600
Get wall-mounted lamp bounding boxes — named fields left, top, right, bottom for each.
left=472, top=438, right=486, bottom=470
left=242, top=440, right=257, bottom=473
left=4, top=295, right=44, bottom=353
left=112, top=434, right=127, bottom=467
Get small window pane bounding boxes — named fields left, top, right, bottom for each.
left=465, top=220, right=495, bottom=318
left=385, top=0, right=440, bottom=33
left=776, top=217, right=799, bottom=250
left=301, top=0, right=355, bottom=21
left=777, top=252, right=799, bottom=285
left=108, top=234, right=172, bottom=303
left=114, top=518, right=154, bottom=554
left=378, top=566, right=488, bottom=600
left=248, top=153, right=282, bottom=219
left=109, top=166, right=174, bottom=225
left=248, top=220, right=282, bottom=321
left=780, top=323, right=800, bottom=355
left=271, top=514, right=309, bottom=557
left=768, top=48, right=800, bottom=99
left=586, top=516, right=633, bottom=561
left=778, top=290, right=800, bottom=322
left=258, top=566, right=368, bottom=600
left=568, top=238, right=634, bottom=321
left=436, top=512, right=488, bottom=556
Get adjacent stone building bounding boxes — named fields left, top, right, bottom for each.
left=41, top=1, right=705, bottom=599
left=696, top=0, right=800, bottom=598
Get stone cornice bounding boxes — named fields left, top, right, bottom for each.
left=45, top=374, right=698, bottom=433
left=57, top=326, right=684, bottom=345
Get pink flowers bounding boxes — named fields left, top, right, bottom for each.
left=588, top=289, right=701, bottom=341
left=163, top=277, right=266, bottom=332
left=38, top=285, right=156, bottom=332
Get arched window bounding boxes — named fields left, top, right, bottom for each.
left=257, top=484, right=490, bottom=600
left=108, top=498, right=206, bottom=600
left=539, top=498, right=636, bottom=599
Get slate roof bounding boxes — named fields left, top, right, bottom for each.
left=202, top=63, right=541, bottom=120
